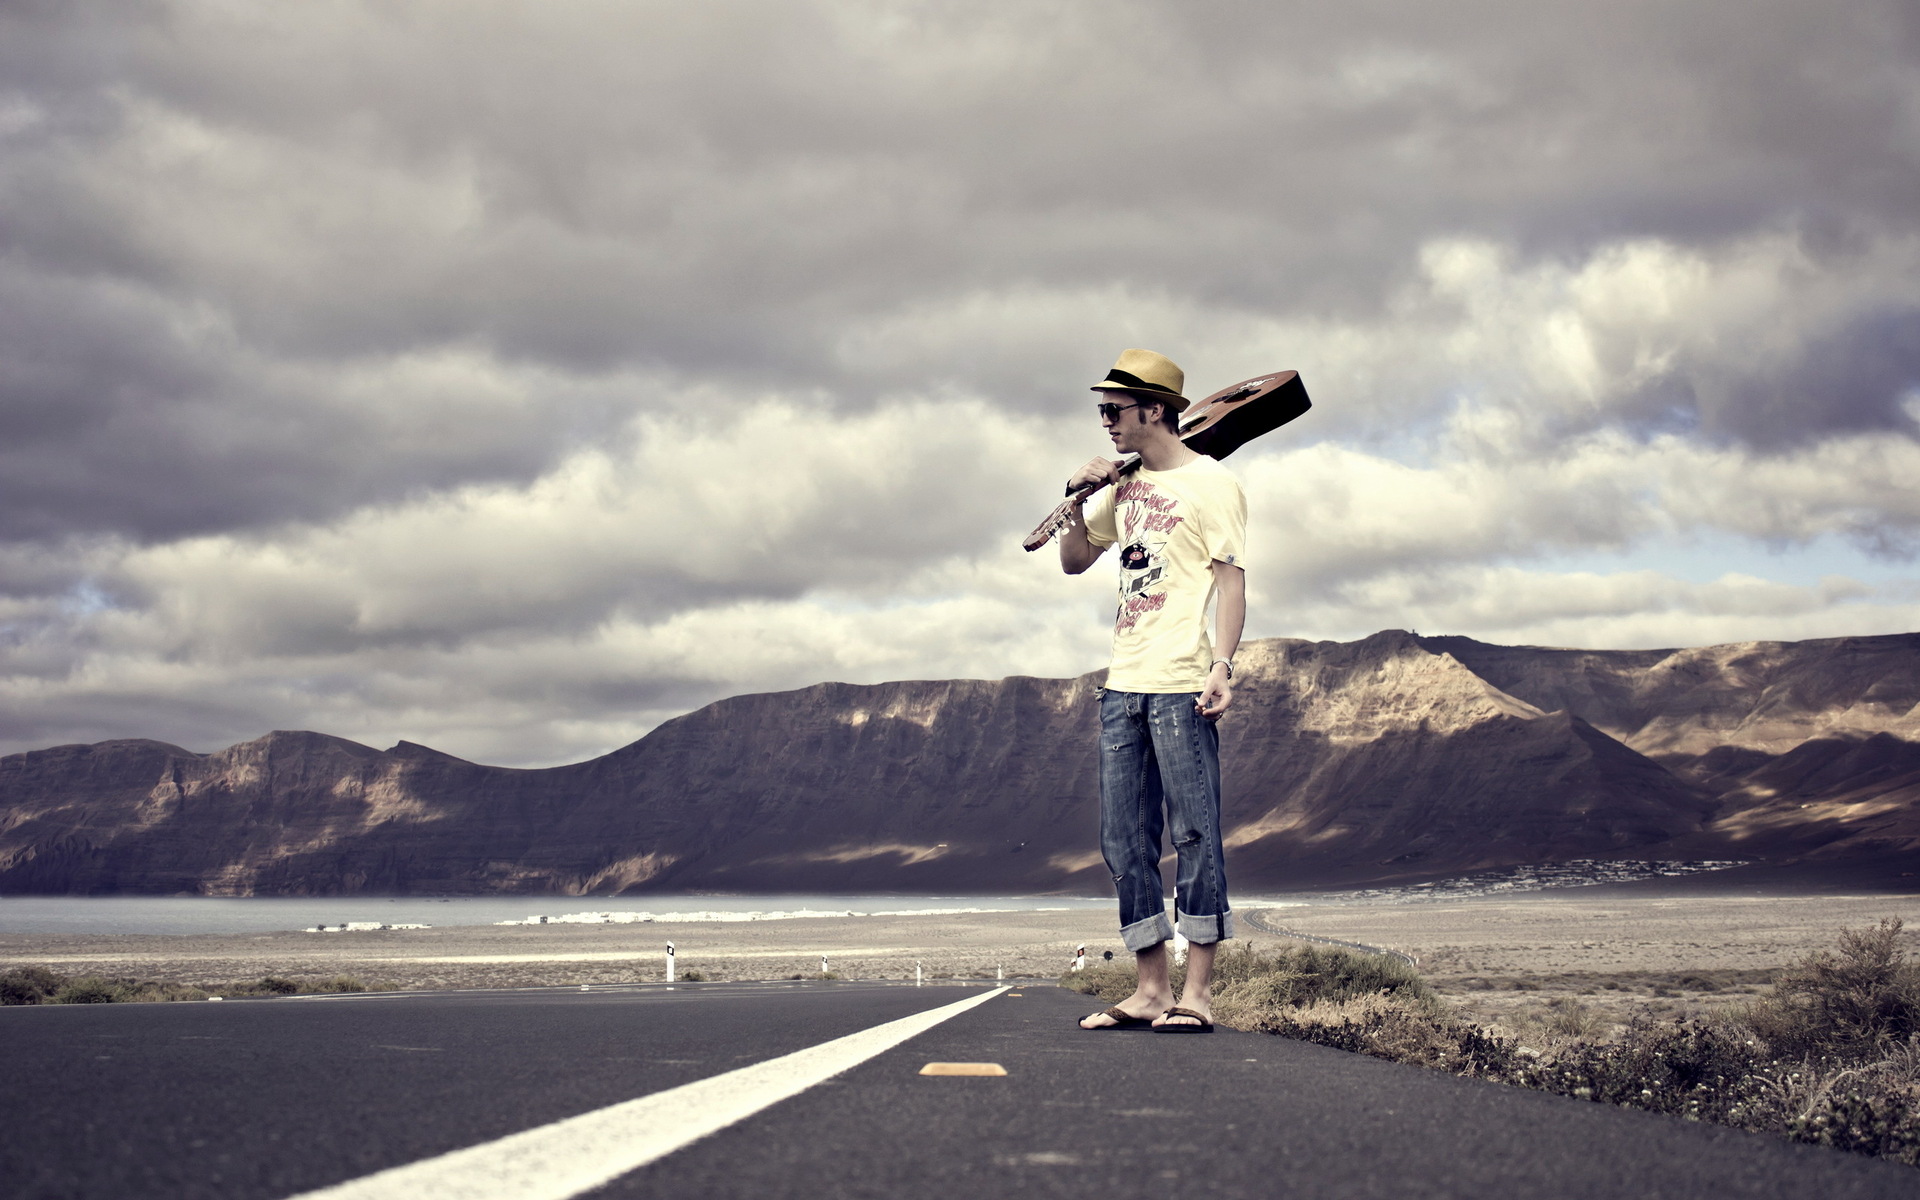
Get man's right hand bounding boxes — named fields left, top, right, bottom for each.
left=1067, top=457, right=1123, bottom=495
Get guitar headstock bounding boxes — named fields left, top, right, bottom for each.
left=1021, top=496, right=1079, bottom=552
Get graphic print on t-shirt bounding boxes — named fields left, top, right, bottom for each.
left=1113, top=478, right=1185, bottom=631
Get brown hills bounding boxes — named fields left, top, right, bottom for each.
left=1, top=630, right=1916, bottom=896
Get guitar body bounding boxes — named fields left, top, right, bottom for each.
left=1021, top=370, right=1311, bottom=551
left=1176, top=370, right=1311, bottom=459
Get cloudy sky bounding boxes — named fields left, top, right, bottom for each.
left=2, top=0, right=1917, bottom=766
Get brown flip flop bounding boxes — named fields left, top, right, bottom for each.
left=1078, top=1005, right=1157, bottom=1031
left=1155, top=1006, right=1214, bottom=1033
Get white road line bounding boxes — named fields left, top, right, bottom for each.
left=284, top=986, right=1009, bottom=1200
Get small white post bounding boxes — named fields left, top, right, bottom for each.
left=1172, top=931, right=1189, bottom=965
left=1072, top=944, right=1086, bottom=972
left=996, top=965, right=1003, bottom=983
left=666, top=940, right=676, bottom=983
left=820, top=955, right=829, bottom=977
left=915, top=961, right=923, bottom=987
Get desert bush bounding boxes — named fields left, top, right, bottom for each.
left=679, top=969, right=707, bottom=982
left=115, top=980, right=211, bottom=1002
left=220, top=976, right=303, bottom=996
left=214, top=974, right=380, bottom=997
left=1515, top=1015, right=1775, bottom=1123
left=1541, top=996, right=1604, bottom=1040
left=6, top=967, right=376, bottom=1003
left=4, top=968, right=209, bottom=1004
left=1061, top=942, right=1434, bottom=1022
left=1789, top=1088, right=1920, bottom=1163
left=1241, top=993, right=1500, bottom=1067
left=50, top=976, right=125, bottom=1004
left=1740, top=918, right=1920, bottom=1058
left=0, top=965, right=66, bottom=1005
left=1060, top=959, right=1140, bottom=1004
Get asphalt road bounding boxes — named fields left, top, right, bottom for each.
left=5, top=982, right=1915, bottom=1200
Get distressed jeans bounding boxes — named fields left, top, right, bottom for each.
left=1097, top=688, right=1234, bottom=953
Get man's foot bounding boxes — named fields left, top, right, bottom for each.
left=1153, top=996, right=1213, bottom=1030
left=1154, top=1004, right=1214, bottom=1033
left=1076, top=1005, right=1157, bottom=1031
left=1078, top=990, right=1172, bottom=1030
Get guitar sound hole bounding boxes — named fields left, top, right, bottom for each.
left=1181, top=385, right=1257, bottom=430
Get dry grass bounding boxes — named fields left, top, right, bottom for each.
left=0, top=966, right=390, bottom=1003
left=1062, top=940, right=1436, bottom=1024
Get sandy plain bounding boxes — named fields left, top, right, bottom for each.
left=1249, top=890, right=1920, bottom=1031
left=0, top=907, right=1122, bottom=992
left=5, top=891, right=1917, bottom=1030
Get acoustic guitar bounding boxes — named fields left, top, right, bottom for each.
left=1020, top=370, right=1312, bottom=551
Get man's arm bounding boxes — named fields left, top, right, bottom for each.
left=1059, top=457, right=1120, bottom=575
left=1197, top=561, right=1245, bottom=719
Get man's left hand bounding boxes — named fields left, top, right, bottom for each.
left=1197, top=668, right=1233, bottom=720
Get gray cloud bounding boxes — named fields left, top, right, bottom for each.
left=2, top=0, right=1918, bottom=762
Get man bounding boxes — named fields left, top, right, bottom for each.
left=1060, top=348, right=1246, bottom=1034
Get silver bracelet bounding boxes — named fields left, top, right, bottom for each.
left=1210, top=658, right=1234, bottom=679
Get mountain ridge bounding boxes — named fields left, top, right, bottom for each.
left=2, top=630, right=1916, bottom=895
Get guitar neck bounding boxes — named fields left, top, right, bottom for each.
left=1062, top=454, right=1142, bottom=499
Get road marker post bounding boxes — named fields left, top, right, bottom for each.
left=666, top=941, right=676, bottom=984
left=915, top=961, right=922, bottom=987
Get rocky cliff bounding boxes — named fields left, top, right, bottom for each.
left=2, top=630, right=1916, bottom=895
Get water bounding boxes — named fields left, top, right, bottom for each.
left=0, top=894, right=1114, bottom=936
left=0, top=860, right=1744, bottom=935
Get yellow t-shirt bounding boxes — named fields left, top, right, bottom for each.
left=1084, top=456, right=1247, bottom=692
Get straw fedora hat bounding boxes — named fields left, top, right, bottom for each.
left=1089, top=348, right=1188, bottom=413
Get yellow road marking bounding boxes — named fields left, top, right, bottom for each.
left=919, top=1062, right=1007, bottom=1077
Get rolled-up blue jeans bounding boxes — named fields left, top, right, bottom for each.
left=1097, top=687, right=1234, bottom=953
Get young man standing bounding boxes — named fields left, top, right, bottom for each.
left=1060, top=348, right=1246, bottom=1033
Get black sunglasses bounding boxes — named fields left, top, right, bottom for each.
left=1097, top=401, right=1148, bottom=421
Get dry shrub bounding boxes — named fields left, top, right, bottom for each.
left=1543, top=996, right=1603, bottom=1040
left=44, top=974, right=211, bottom=1003
left=0, top=966, right=66, bottom=1005
left=1790, top=1087, right=1920, bottom=1162
left=1242, top=991, right=1524, bottom=1076
left=1061, top=942, right=1433, bottom=1018
left=50, top=976, right=123, bottom=1004
left=1060, top=959, right=1141, bottom=1005
left=218, top=974, right=378, bottom=997
left=2, top=966, right=381, bottom=1003
left=1741, top=918, right=1920, bottom=1059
